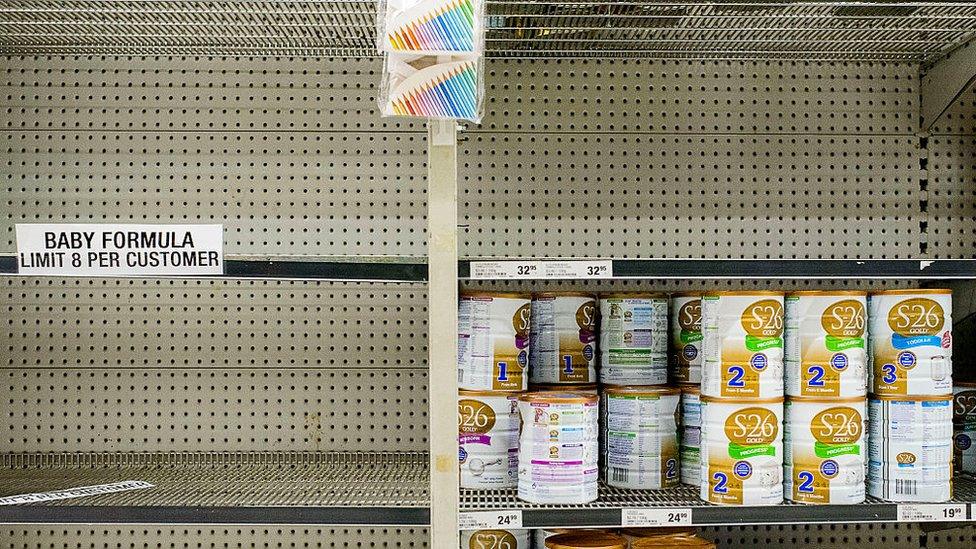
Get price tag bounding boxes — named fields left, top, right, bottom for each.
left=458, top=510, right=523, bottom=530
left=897, top=504, right=969, bottom=522
left=622, top=508, right=693, bottom=527
left=469, top=261, right=544, bottom=279
left=543, top=260, right=612, bottom=279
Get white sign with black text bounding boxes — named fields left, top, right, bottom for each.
left=16, top=224, right=223, bottom=276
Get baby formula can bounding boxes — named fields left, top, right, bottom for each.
left=458, top=390, right=521, bottom=489
left=602, top=385, right=681, bottom=490
left=458, top=292, right=531, bottom=392
left=517, top=391, right=599, bottom=504
left=533, top=530, right=606, bottom=548
left=681, top=384, right=702, bottom=428
left=700, top=395, right=784, bottom=505
left=868, top=290, right=952, bottom=396
left=954, top=428, right=976, bottom=474
left=545, top=532, right=627, bottom=549
left=784, top=396, right=867, bottom=504
left=953, top=382, right=976, bottom=426
left=701, top=291, right=785, bottom=399
left=867, top=394, right=953, bottom=502
left=531, top=383, right=599, bottom=395
left=621, top=528, right=717, bottom=549
left=599, top=293, right=669, bottom=385
left=671, top=292, right=703, bottom=384
left=681, top=423, right=702, bottom=487
left=785, top=291, right=867, bottom=398
left=460, top=529, right=531, bottom=549
left=530, top=293, right=598, bottom=384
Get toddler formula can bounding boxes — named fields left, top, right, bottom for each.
left=954, top=428, right=976, bottom=474
left=953, top=382, right=976, bottom=426
left=785, top=291, right=867, bottom=398
left=868, top=394, right=953, bottom=502
left=458, top=292, right=531, bottom=392
left=517, top=391, right=599, bottom=504
left=461, top=529, right=530, bottom=549
left=602, top=385, right=680, bottom=490
left=701, top=291, right=785, bottom=399
left=671, top=292, right=703, bottom=384
left=700, top=396, right=784, bottom=505
left=784, top=397, right=867, bottom=504
left=599, top=293, right=669, bottom=385
left=868, top=290, right=952, bottom=397
left=530, top=293, right=598, bottom=384
left=531, top=383, right=599, bottom=395
left=545, top=532, right=627, bottom=549
left=458, top=390, right=520, bottom=489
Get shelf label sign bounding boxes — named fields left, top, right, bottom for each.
left=622, top=507, right=693, bottom=527
left=458, top=510, right=523, bottom=530
left=469, top=260, right=612, bottom=279
left=0, top=481, right=154, bottom=506
left=16, top=224, right=223, bottom=276
left=897, top=504, right=969, bottom=522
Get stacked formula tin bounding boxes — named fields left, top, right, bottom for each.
left=953, top=381, right=976, bottom=475
left=783, top=291, right=869, bottom=505
left=867, top=290, right=954, bottom=502
left=699, top=291, right=786, bottom=505
left=670, top=292, right=704, bottom=488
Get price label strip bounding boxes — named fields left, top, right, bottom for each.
left=622, top=508, right=693, bottom=527
left=458, top=510, right=523, bottom=530
left=897, top=504, right=970, bottom=522
left=468, top=260, right=612, bottom=280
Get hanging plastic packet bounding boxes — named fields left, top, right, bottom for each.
left=378, top=53, right=484, bottom=122
left=378, top=0, right=485, bottom=55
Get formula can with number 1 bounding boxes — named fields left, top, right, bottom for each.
left=461, top=529, right=531, bottom=549
left=599, top=293, right=669, bottom=385
left=670, top=292, right=703, bottom=384
left=867, top=394, right=953, bottom=502
left=530, top=293, right=598, bottom=384
left=700, top=396, right=784, bottom=505
left=868, top=290, right=952, bottom=397
left=701, top=291, right=785, bottom=399
left=785, top=291, right=867, bottom=398
left=457, top=292, right=531, bottom=392
left=784, top=396, right=866, bottom=504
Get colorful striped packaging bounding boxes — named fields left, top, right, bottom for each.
left=379, top=0, right=484, bottom=54
left=379, top=54, right=484, bottom=122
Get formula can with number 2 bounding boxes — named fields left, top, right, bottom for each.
left=785, top=291, right=867, bottom=398
left=601, top=385, right=680, bottom=490
left=457, top=292, right=531, bottom=392
left=868, top=290, right=952, bottom=397
left=701, top=291, right=785, bottom=399
left=530, top=293, right=598, bottom=384
left=700, top=396, right=784, bottom=505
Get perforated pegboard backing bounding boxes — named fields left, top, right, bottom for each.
left=0, top=56, right=426, bottom=257
left=926, top=81, right=976, bottom=258
left=699, top=523, right=922, bottom=549
left=0, top=526, right=429, bottom=548
left=461, top=60, right=922, bottom=259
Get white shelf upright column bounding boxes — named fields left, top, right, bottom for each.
left=427, top=119, right=459, bottom=549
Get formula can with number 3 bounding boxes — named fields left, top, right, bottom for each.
left=868, top=290, right=952, bottom=397
left=701, top=291, right=785, bottom=399
left=700, top=396, right=784, bottom=505
left=784, top=397, right=867, bottom=504
left=457, top=292, right=532, bottom=392
left=530, top=293, right=598, bottom=384
left=461, top=529, right=531, bottom=549
left=785, top=291, right=867, bottom=398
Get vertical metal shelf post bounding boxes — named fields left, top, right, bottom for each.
left=427, top=119, right=459, bottom=549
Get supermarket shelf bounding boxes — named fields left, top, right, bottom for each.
left=460, top=259, right=976, bottom=280
left=459, top=477, right=976, bottom=529
left=0, top=255, right=428, bottom=281
left=0, top=452, right=430, bottom=525
left=1, top=1, right=975, bottom=61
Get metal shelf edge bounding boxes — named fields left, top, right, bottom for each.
left=0, top=505, right=431, bottom=525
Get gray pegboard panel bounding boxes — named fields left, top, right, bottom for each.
left=0, top=56, right=427, bottom=257
left=459, top=133, right=920, bottom=259
left=477, top=60, right=918, bottom=135
left=0, top=277, right=427, bottom=369
left=461, top=279, right=917, bottom=294
left=926, top=524, right=976, bottom=549
left=927, top=81, right=976, bottom=136
left=0, top=526, right=428, bottom=548
left=1, top=367, right=428, bottom=452
left=926, top=135, right=976, bottom=258
left=698, top=523, right=922, bottom=549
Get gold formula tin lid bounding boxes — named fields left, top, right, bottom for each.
left=530, top=383, right=598, bottom=392
left=868, top=288, right=952, bottom=295
left=631, top=537, right=715, bottom=549
left=671, top=291, right=705, bottom=297
left=604, top=385, right=681, bottom=397
left=534, top=291, right=598, bottom=299
left=700, top=395, right=785, bottom=404
left=869, top=393, right=953, bottom=402
left=619, top=527, right=696, bottom=539
left=519, top=390, right=599, bottom=405
left=704, top=290, right=784, bottom=297
left=458, top=389, right=525, bottom=397
left=786, top=290, right=867, bottom=297
left=786, top=395, right=867, bottom=404
left=678, top=383, right=701, bottom=395
left=459, top=291, right=532, bottom=299
left=546, top=532, right=627, bottom=549
left=600, top=291, right=668, bottom=299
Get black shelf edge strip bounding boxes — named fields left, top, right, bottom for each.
left=0, top=505, right=430, bottom=525
left=521, top=508, right=622, bottom=528
left=691, top=503, right=895, bottom=525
